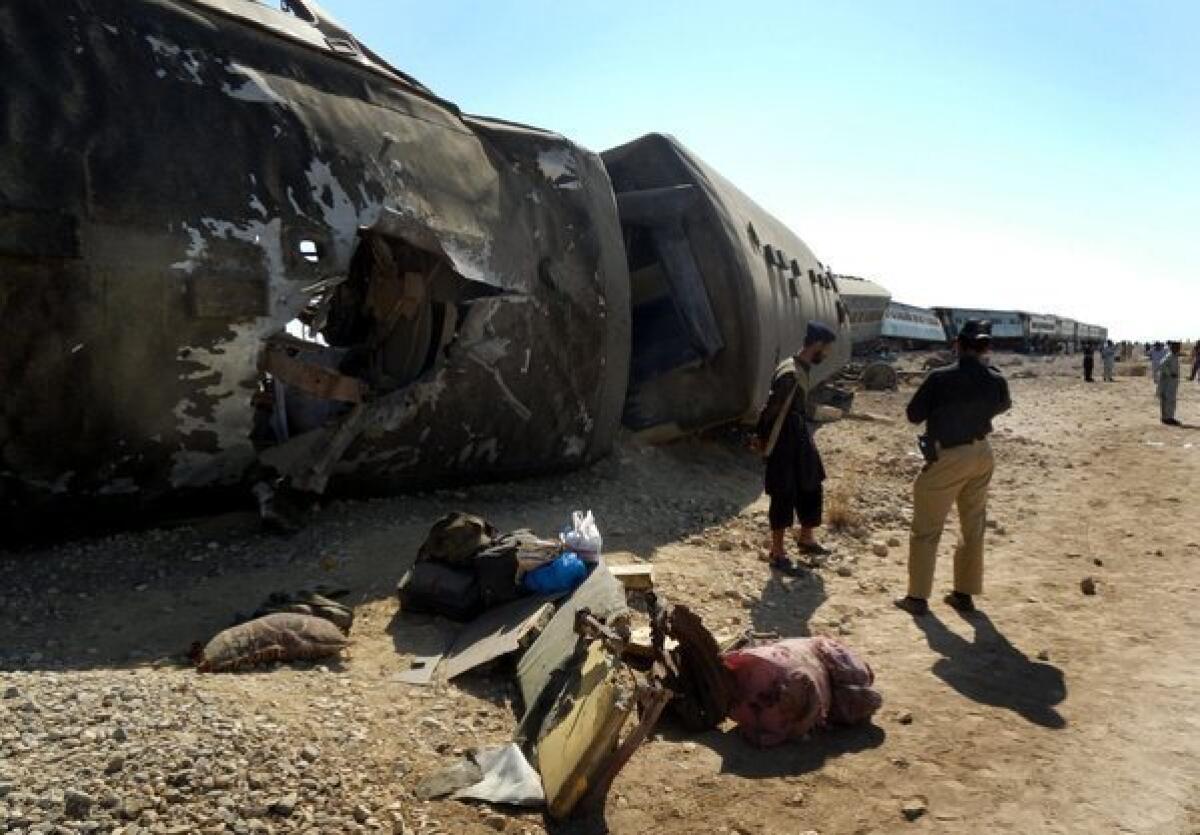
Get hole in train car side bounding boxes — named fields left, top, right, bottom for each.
left=251, top=232, right=467, bottom=449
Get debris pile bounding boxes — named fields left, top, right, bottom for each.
left=186, top=508, right=883, bottom=822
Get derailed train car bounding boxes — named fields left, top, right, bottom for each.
left=835, top=275, right=891, bottom=352
left=603, top=134, right=851, bottom=435
left=0, top=2, right=849, bottom=537
left=879, top=302, right=947, bottom=350
left=0, top=0, right=630, bottom=533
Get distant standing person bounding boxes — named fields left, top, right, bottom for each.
left=1159, top=341, right=1182, bottom=426
left=1190, top=342, right=1200, bottom=382
left=1082, top=342, right=1096, bottom=382
left=1150, top=342, right=1167, bottom=383
left=1101, top=340, right=1117, bottom=382
left=895, top=320, right=1011, bottom=616
left=757, top=321, right=839, bottom=568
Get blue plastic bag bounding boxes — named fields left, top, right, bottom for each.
left=521, top=552, right=587, bottom=596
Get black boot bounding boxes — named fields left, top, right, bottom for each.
left=944, top=591, right=976, bottom=612
left=893, top=596, right=929, bottom=616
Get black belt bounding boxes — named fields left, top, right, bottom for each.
left=939, top=435, right=987, bottom=450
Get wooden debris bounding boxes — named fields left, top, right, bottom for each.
left=536, top=641, right=633, bottom=820
left=608, top=563, right=654, bottom=591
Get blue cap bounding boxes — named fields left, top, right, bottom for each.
left=805, top=321, right=838, bottom=347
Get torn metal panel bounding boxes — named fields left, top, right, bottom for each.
left=515, top=563, right=629, bottom=720
left=0, top=0, right=629, bottom=535
left=392, top=654, right=443, bottom=686
left=602, top=134, right=852, bottom=435
left=443, top=597, right=555, bottom=681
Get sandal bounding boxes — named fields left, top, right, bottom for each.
left=798, top=541, right=832, bottom=556
left=769, top=552, right=805, bottom=572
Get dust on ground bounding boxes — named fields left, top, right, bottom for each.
left=2, top=354, right=1198, bottom=835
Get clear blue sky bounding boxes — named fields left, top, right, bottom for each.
left=319, top=0, right=1198, bottom=341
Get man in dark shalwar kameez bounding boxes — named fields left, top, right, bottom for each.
left=757, top=321, right=838, bottom=569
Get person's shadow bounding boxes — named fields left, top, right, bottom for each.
left=914, top=611, right=1067, bottom=729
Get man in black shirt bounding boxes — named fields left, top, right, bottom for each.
left=757, top=322, right=838, bottom=569
left=1082, top=342, right=1095, bottom=382
left=895, top=320, right=1011, bottom=616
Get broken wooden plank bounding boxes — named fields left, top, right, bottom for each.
left=535, top=641, right=633, bottom=820
left=443, top=597, right=555, bottom=680
left=608, top=563, right=654, bottom=592
left=259, top=341, right=366, bottom=403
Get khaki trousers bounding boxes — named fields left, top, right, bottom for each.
left=908, top=438, right=994, bottom=599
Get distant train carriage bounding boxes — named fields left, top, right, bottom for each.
left=1054, top=317, right=1077, bottom=353
left=1024, top=313, right=1058, bottom=354
left=1083, top=323, right=1107, bottom=346
left=880, top=302, right=947, bottom=350
left=836, top=275, right=891, bottom=352
left=932, top=308, right=1025, bottom=351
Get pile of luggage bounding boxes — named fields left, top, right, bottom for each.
left=397, top=511, right=603, bottom=621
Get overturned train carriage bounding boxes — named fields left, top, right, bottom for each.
left=602, top=134, right=851, bottom=435
left=0, top=0, right=629, bottom=531
left=0, top=4, right=847, bottom=536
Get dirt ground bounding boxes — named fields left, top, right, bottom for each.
left=2, top=354, right=1198, bottom=835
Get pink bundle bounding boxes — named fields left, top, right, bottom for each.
left=723, top=637, right=882, bottom=747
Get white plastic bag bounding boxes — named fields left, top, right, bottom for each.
left=562, top=510, right=603, bottom=563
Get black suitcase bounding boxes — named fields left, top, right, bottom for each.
left=474, top=544, right=520, bottom=610
left=396, top=562, right=481, bottom=621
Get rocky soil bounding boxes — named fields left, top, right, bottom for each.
left=3, top=353, right=1198, bottom=834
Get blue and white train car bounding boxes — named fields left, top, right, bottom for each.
left=880, top=302, right=948, bottom=349
left=933, top=308, right=1025, bottom=350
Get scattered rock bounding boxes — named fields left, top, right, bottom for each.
left=872, top=542, right=889, bottom=557
left=901, top=798, right=928, bottom=821
left=1037, top=650, right=1051, bottom=661
left=862, top=362, right=899, bottom=391
left=269, top=793, right=298, bottom=817
left=897, top=710, right=914, bottom=725
left=887, top=536, right=902, bottom=548
left=105, top=754, right=125, bottom=774
left=63, top=788, right=95, bottom=819
left=2, top=685, right=19, bottom=699
left=1080, top=577, right=1098, bottom=596
left=1093, top=557, right=1104, bottom=567
left=837, top=566, right=854, bottom=578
